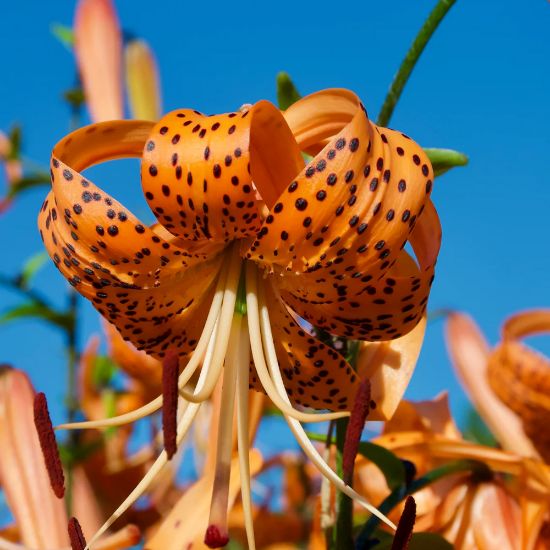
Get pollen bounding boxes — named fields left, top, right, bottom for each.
left=391, top=496, right=417, bottom=550
left=68, top=517, right=87, bottom=550
left=162, top=350, right=179, bottom=460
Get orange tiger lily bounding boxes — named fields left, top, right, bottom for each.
left=37, top=88, right=440, bottom=547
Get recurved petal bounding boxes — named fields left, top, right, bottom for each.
left=445, top=312, right=540, bottom=459
left=74, top=0, right=123, bottom=122
left=0, top=367, right=69, bottom=548
left=125, top=39, right=162, bottom=122
left=141, top=100, right=303, bottom=242
left=250, top=280, right=360, bottom=412
left=273, top=198, right=439, bottom=341
left=355, top=316, right=427, bottom=421
left=38, top=120, right=224, bottom=361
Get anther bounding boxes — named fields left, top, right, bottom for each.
left=204, top=524, right=230, bottom=548
left=33, top=392, right=65, bottom=498
left=68, top=517, right=87, bottom=550
left=343, top=379, right=371, bottom=484
left=162, top=351, right=179, bottom=459
left=391, top=496, right=416, bottom=550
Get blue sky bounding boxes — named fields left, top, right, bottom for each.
left=1, top=0, right=549, bottom=431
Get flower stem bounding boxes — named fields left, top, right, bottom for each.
left=333, top=417, right=353, bottom=550
left=376, top=0, right=457, bottom=127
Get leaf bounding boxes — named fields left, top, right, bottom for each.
left=51, top=23, right=75, bottom=49
left=0, top=301, right=72, bottom=330
left=424, top=147, right=468, bottom=177
left=306, top=431, right=406, bottom=491
left=462, top=407, right=498, bottom=447
left=18, top=251, right=49, bottom=289
left=276, top=71, right=301, bottom=110
left=357, top=442, right=407, bottom=491
left=63, top=87, right=86, bottom=109
left=7, top=125, right=21, bottom=160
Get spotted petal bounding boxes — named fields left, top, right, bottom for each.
left=247, top=89, right=440, bottom=340
left=38, top=121, right=224, bottom=360
left=141, top=101, right=303, bottom=242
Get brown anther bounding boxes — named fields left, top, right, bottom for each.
left=204, top=524, right=230, bottom=548
left=391, top=496, right=417, bottom=550
left=162, top=351, right=179, bottom=459
left=343, top=378, right=371, bottom=484
left=33, top=392, right=65, bottom=498
left=68, top=517, right=87, bottom=550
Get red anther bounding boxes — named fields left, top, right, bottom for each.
left=343, top=378, right=371, bottom=484
left=68, top=517, right=87, bottom=550
left=391, top=495, right=417, bottom=550
left=204, top=524, right=230, bottom=548
left=162, top=350, right=179, bottom=459
left=33, top=392, right=65, bottom=498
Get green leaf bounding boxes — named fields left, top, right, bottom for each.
left=51, top=23, right=75, bottom=49
left=18, top=251, right=49, bottom=289
left=63, top=87, right=85, bottom=109
left=276, top=72, right=302, bottom=110
left=357, top=442, right=407, bottom=491
left=376, top=533, right=453, bottom=550
left=306, top=431, right=406, bottom=491
left=424, top=147, right=468, bottom=177
left=0, top=301, right=72, bottom=330
left=92, top=356, right=118, bottom=388
left=462, top=407, right=498, bottom=447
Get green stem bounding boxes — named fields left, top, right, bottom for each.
left=377, top=0, right=457, bottom=127
left=334, top=417, right=353, bottom=550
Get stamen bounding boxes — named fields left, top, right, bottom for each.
left=68, top=517, right=87, bottom=550
left=254, top=271, right=396, bottom=530
left=245, top=263, right=349, bottom=423
left=235, top=317, right=256, bottom=550
left=343, top=379, right=371, bottom=484
left=84, top=349, right=216, bottom=550
left=391, top=496, right=416, bottom=550
left=181, top=244, right=243, bottom=404
left=205, top=315, right=241, bottom=548
left=33, top=392, right=65, bottom=499
left=162, top=351, right=179, bottom=459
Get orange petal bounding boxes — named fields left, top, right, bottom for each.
left=0, top=367, right=69, bottom=548
left=141, top=100, right=303, bottom=242
left=145, top=450, right=263, bottom=549
left=501, top=309, right=550, bottom=340
left=74, top=0, right=124, bottom=122
left=251, top=280, right=359, bottom=412
left=355, top=316, right=428, bottom=421
left=125, top=39, right=162, bottom=121
left=445, top=312, right=540, bottom=458
left=38, top=121, right=224, bottom=361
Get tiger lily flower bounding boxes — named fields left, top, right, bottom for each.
left=356, top=395, right=550, bottom=549
left=37, top=88, right=440, bottom=547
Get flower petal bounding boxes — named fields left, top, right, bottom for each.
left=0, top=367, right=69, bottom=548
left=125, top=39, right=162, bottom=122
left=38, top=121, right=225, bottom=360
left=141, top=100, right=303, bottom=242
left=445, top=312, right=540, bottom=459
left=74, top=0, right=124, bottom=122
left=355, top=316, right=428, bottom=421
left=249, top=281, right=360, bottom=412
